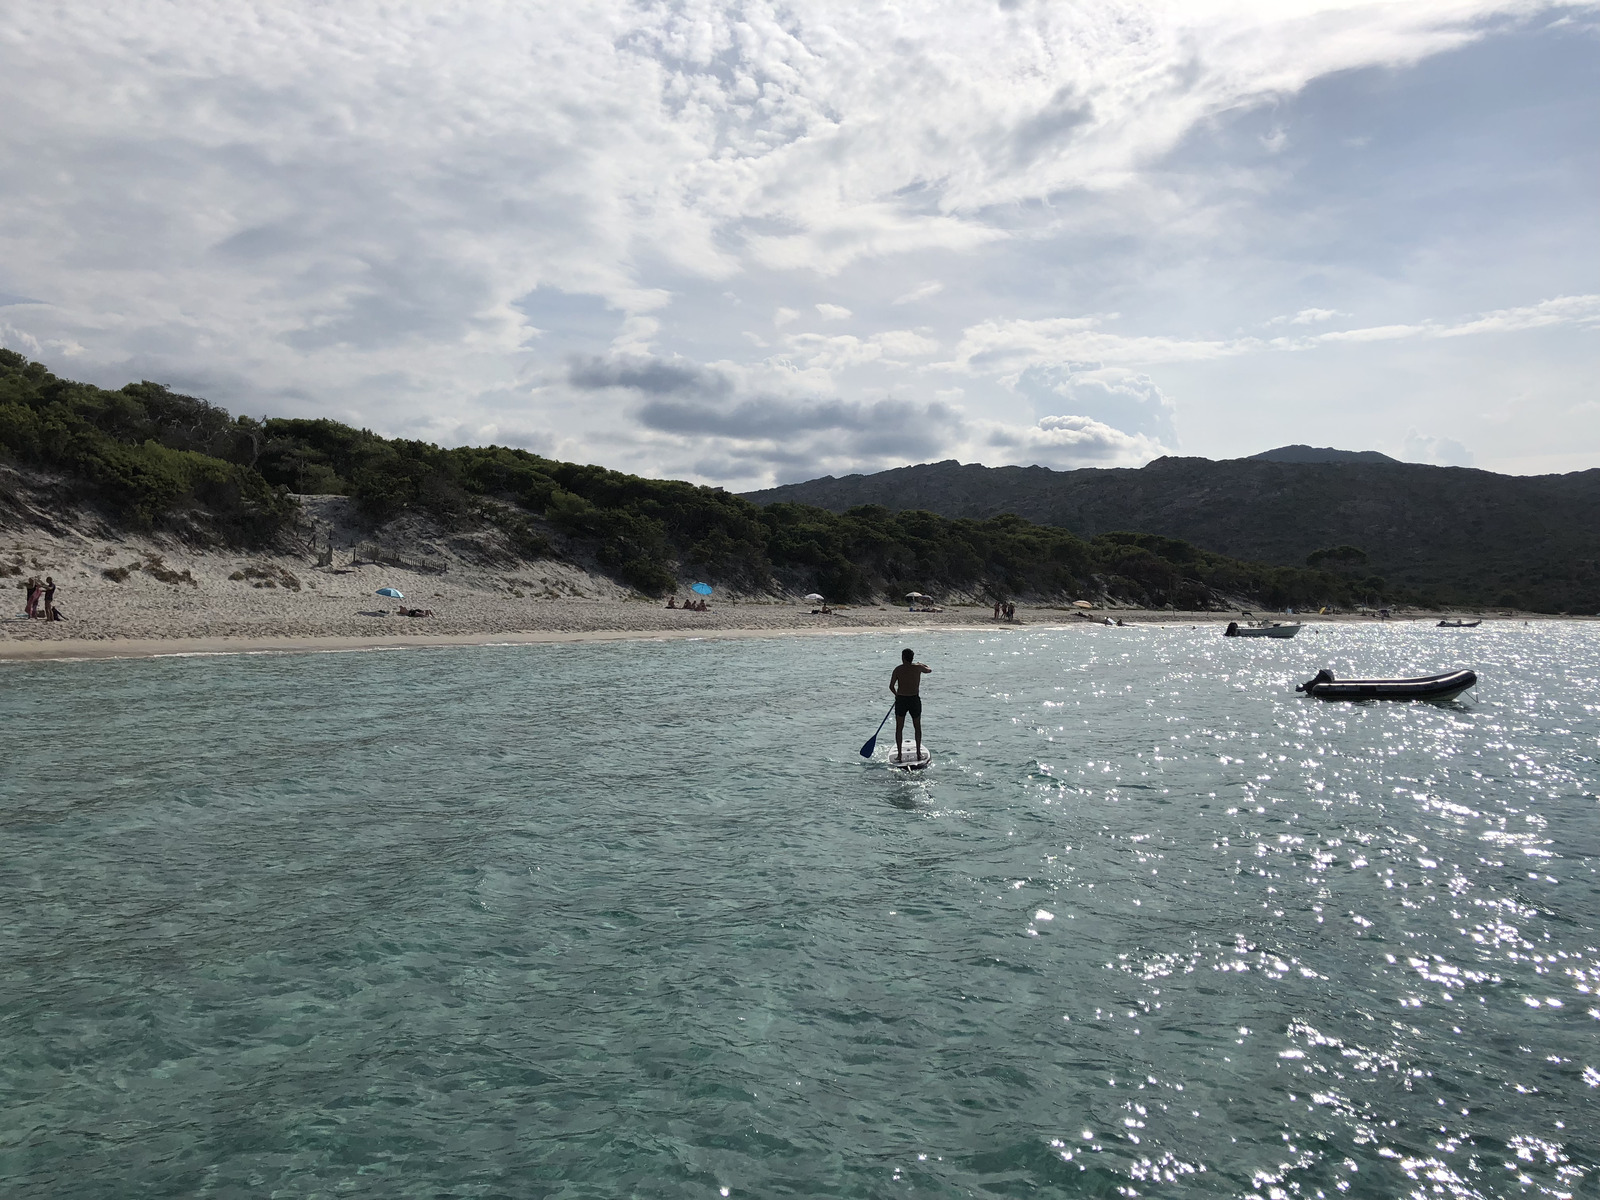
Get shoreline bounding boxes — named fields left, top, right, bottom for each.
left=0, top=622, right=912, bottom=663
left=0, top=609, right=1562, bottom=665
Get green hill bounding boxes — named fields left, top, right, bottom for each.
left=0, top=349, right=1398, bottom=610
left=743, top=455, right=1600, bottom=613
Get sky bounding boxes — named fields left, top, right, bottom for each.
left=1, top=1, right=1596, bottom=487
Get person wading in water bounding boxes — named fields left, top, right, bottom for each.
left=889, top=648, right=932, bottom=761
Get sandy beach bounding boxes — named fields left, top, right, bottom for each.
left=2, top=521, right=1527, bottom=664
left=0, top=592, right=1524, bottom=664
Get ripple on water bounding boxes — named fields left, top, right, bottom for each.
left=1, top=622, right=1597, bottom=1196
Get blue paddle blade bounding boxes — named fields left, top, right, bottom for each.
left=861, top=703, right=894, bottom=758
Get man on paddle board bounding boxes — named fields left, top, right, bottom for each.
left=889, top=648, right=931, bottom=760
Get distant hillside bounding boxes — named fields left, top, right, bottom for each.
left=742, top=456, right=1600, bottom=612
left=1248, top=445, right=1399, bottom=465
left=0, top=350, right=1384, bottom=610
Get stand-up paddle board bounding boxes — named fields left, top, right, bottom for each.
left=887, top=741, right=932, bottom=770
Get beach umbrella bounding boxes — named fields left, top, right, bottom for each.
left=905, top=591, right=926, bottom=599
left=805, top=593, right=824, bottom=602
left=376, top=587, right=404, bottom=599
left=691, top=582, right=713, bottom=596
left=1072, top=600, right=1093, bottom=608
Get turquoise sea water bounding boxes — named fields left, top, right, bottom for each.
left=2, top=622, right=1597, bottom=1198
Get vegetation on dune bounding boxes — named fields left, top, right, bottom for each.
left=0, top=351, right=292, bottom=539
left=0, top=349, right=1394, bottom=607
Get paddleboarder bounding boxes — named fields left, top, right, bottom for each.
left=889, top=648, right=931, bottom=761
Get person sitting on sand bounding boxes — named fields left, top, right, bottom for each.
left=666, top=596, right=677, bottom=608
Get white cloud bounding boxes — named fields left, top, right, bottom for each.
left=1403, top=429, right=1475, bottom=467
left=949, top=295, right=1600, bottom=371
left=0, top=1, right=1593, bottom=479
left=892, top=281, right=944, bottom=306
left=1268, top=307, right=1346, bottom=325
left=1014, top=365, right=1178, bottom=445
left=950, top=316, right=1249, bottom=371
left=783, top=329, right=939, bottom=370
left=973, top=414, right=1169, bottom=471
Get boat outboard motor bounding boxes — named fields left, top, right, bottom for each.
left=1295, top=669, right=1336, bottom=693
left=1224, top=621, right=1239, bottom=637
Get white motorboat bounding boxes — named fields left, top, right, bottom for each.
left=1224, top=621, right=1302, bottom=639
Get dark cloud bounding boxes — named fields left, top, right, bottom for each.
left=574, top=350, right=967, bottom=480
left=568, top=354, right=731, bottom=397
left=638, top=395, right=956, bottom=440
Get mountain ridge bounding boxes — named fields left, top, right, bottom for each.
left=1246, top=445, right=1400, bottom=465
left=741, top=454, right=1600, bottom=612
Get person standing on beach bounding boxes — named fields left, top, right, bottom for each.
left=889, top=648, right=932, bottom=760
left=43, top=577, right=55, bottom=618
left=24, top=576, right=39, bottom=618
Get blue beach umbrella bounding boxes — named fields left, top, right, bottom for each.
left=691, top=582, right=713, bottom=596
left=376, top=587, right=404, bottom=599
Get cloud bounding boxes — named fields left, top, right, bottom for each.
left=1268, top=307, right=1346, bottom=326
left=782, top=330, right=940, bottom=370
left=950, top=315, right=1247, bottom=371
left=1403, top=430, right=1474, bottom=467
left=1012, top=364, right=1177, bottom=443
left=0, top=1, right=1593, bottom=482
left=950, top=295, right=1600, bottom=371
left=562, top=348, right=1164, bottom=484
left=892, top=281, right=944, bottom=306
left=976, top=414, right=1168, bottom=470
left=568, top=353, right=729, bottom=397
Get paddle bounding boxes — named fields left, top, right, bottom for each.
left=859, top=703, right=895, bottom=758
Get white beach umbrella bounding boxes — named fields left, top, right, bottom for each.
left=905, top=591, right=926, bottom=599
left=804, top=593, right=824, bottom=602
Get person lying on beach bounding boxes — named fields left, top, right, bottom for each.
left=396, top=606, right=434, bottom=617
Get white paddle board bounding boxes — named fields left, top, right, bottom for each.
left=887, top=741, right=932, bottom=770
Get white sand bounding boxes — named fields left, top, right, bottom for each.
left=2, top=514, right=1511, bottom=664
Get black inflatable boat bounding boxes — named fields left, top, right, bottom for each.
left=1296, top=668, right=1476, bottom=701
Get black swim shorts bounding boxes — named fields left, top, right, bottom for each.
left=894, top=695, right=922, bottom=719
